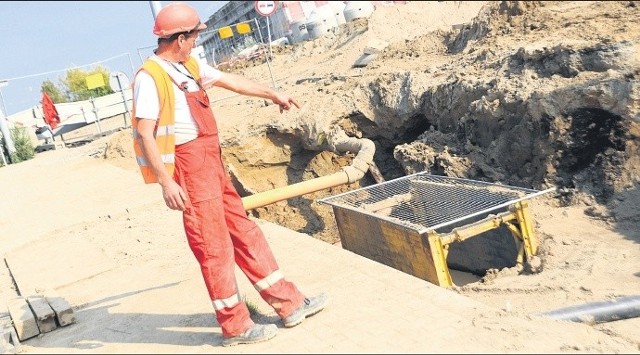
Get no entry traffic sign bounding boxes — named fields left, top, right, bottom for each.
left=255, top=1, right=277, bottom=17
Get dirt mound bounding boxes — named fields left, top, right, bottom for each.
left=355, top=1, right=640, bottom=203
left=101, top=129, right=137, bottom=171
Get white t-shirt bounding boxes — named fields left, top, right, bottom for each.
left=133, top=54, right=222, bottom=145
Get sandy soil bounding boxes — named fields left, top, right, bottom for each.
left=2, top=1, right=640, bottom=353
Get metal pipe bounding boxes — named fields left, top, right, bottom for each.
left=242, top=131, right=376, bottom=211
left=535, top=295, right=640, bottom=324
left=0, top=80, right=8, bottom=118
left=0, top=103, right=16, bottom=161
left=149, top=1, right=162, bottom=20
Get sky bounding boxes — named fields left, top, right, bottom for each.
left=0, top=1, right=228, bottom=116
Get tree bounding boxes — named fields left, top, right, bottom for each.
left=59, top=65, right=114, bottom=102
left=41, top=79, right=68, bottom=104
left=8, top=127, right=35, bottom=163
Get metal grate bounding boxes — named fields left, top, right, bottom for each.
left=318, top=172, right=551, bottom=234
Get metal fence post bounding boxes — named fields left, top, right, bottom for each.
left=90, top=97, right=102, bottom=135
left=0, top=135, right=7, bottom=166
left=254, top=18, right=277, bottom=88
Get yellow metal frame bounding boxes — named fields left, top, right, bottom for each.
left=428, top=201, right=538, bottom=288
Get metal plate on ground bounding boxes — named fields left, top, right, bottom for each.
left=318, top=172, right=548, bottom=234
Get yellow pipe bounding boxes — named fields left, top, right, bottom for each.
left=242, top=170, right=350, bottom=211
left=503, top=221, right=522, bottom=240
left=439, top=211, right=517, bottom=245
left=513, top=201, right=538, bottom=256
left=242, top=134, right=376, bottom=211
left=427, top=231, right=453, bottom=288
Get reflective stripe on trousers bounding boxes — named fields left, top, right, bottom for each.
left=174, top=134, right=304, bottom=337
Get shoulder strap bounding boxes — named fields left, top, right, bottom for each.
left=183, top=57, right=201, bottom=81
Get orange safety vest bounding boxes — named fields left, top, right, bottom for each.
left=131, top=57, right=200, bottom=184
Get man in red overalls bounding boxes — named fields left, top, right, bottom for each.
left=132, top=2, right=327, bottom=347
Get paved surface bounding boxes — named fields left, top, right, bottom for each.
left=2, top=147, right=628, bottom=353
left=5, top=216, right=615, bottom=354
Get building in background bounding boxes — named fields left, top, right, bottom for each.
left=198, top=1, right=262, bottom=66
left=197, top=1, right=406, bottom=66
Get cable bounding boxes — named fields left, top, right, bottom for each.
left=1, top=52, right=131, bottom=82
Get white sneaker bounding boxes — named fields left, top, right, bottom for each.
left=221, top=323, right=278, bottom=347
left=283, top=293, right=328, bottom=328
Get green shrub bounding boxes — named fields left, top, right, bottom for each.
left=9, top=127, right=35, bottom=163
left=241, top=294, right=261, bottom=320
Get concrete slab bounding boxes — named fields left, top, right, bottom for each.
left=0, top=318, right=21, bottom=355
left=26, top=296, right=57, bottom=333
left=6, top=297, right=38, bottom=341
left=44, top=294, right=75, bottom=327
left=5, top=234, right=116, bottom=297
left=34, top=142, right=65, bottom=153
left=0, top=261, right=17, bottom=319
left=352, top=53, right=377, bottom=68
left=0, top=157, right=160, bottom=256
left=0, top=315, right=11, bottom=328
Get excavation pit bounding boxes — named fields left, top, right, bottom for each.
left=318, top=172, right=553, bottom=287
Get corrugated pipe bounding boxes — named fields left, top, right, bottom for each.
left=242, top=129, right=375, bottom=211
left=535, top=295, right=640, bottom=324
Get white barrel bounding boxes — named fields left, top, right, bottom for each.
left=306, top=6, right=339, bottom=39
left=329, top=1, right=346, bottom=26
left=290, top=20, right=309, bottom=43
left=343, top=1, right=375, bottom=22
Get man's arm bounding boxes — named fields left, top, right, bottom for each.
left=135, top=118, right=188, bottom=211
left=212, top=72, right=301, bottom=113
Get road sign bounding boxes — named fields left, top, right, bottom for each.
left=109, top=72, right=130, bottom=92
left=86, top=73, right=106, bottom=90
left=255, top=1, right=277, bottom=17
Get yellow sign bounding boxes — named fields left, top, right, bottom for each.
left=219, top=26, right=233, bottom=39
left=236, top=23, right=251, bottom=35
left=86, top=73, right=105, bottom=90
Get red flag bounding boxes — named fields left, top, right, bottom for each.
left=42, top=91, right=61, bottom=129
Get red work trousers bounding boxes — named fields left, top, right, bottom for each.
left=174, top=134, right=305, bottom=337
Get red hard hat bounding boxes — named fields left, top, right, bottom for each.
left=153, top=2, right=207, bottom=38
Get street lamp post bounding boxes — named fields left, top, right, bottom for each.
left=0, top=80, right=8, bottom=117
left=149, top=1, right=162, bottom=20
left=0, top=80, right=12, bottom=166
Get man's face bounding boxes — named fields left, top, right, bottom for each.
left=178, top=31, right=199, bottom=60
left=184, top=31, right=199, bottom=48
